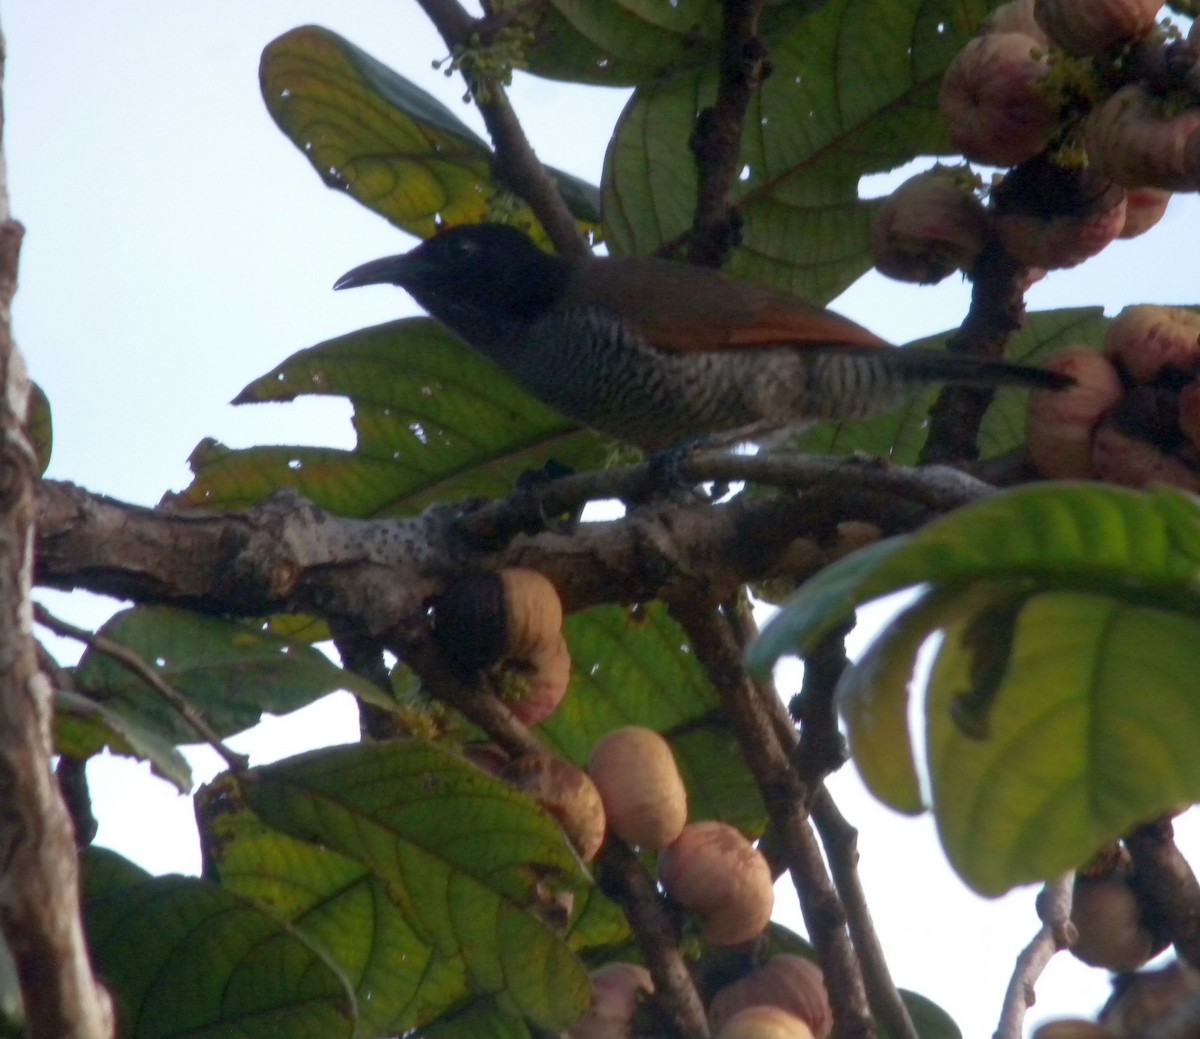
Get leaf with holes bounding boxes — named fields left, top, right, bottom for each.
left=179, top=319, right=607, bottom=515
left=261, top=26, right=598, bottom=238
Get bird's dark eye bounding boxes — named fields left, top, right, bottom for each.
left=445, top=236, right=479, bottom=260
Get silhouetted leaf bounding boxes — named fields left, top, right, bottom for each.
left=73, top=606, right=382, bottom=743
left=28, top=381, right=51, bottom=476
left=55, top=689, right=192, bottom=792
left=518, top=0, right=816, bottom=85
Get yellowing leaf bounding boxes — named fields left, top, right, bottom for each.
left=928, top=591, right=1200, bottom=895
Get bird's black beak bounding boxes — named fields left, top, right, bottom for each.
left=333, top=254, right=415, bottom=291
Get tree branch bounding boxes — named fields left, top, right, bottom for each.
left=0, top=28, right=114, bottom=1038
left=667, top=600, right=875, bottom=1039
left=919, top=237, right=1032, bottom=465
left=687, top=0, right=770, bottom=267
left=36, top=456, right=987, bottom=629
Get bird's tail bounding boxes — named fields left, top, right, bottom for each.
left=802, top=346, right=1074, bottom=422
left=888, top=348, right=1074, bottom=391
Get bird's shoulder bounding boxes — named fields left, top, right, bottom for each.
left=564, top=254, right=889, bottom=353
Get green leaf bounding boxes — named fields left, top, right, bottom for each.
left=198, top=785, right=470, bottom=1036
left=420, top=995, right=533, bottom=1039
left=238, top=740, right=591, bottom=1030
left=835, top=593, right=956, bottom=816
left=73, top=606, right=380, bottom=743
left=54, top=689, right=193, bottom=792
left=900, top=989, right=962, bottom=1039
left=927, top=590, right=1200, bottom=895
left=82, top=848, right=357, bottom=1039
left=748, top=483, right=1200, bottom=676
left=539, top=604, right=767, bottom=832
left=28, top=381, right=52, bottom=476
left=260, top=26, right=598, bottom=237
left=518, top=0, right=816, bottom=86
left=179, top=319, right=608, bottom=515
left=603, top=0, right=998, bottom=300
left=793, top=307, right=1110, bottom=462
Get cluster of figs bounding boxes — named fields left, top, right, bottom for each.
left=436, top=569, right=829, bottom=1039
left=873, top=0, right=1196, bottom=282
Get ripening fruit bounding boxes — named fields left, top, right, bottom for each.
left=1070, top=875, right=1157, bottom=972
left=434, top=568, right=572, bottom=725
left=1092, top=421, right=1200, bottom=491
left=993, top=162, right=1127, bottom=270
left=567, top=962, right=654, bottom=1039
left=1119, top=187, right=1172, bottom=238
left=1177, top=380, right=1200, bottom=454
left=659, top=821, right=774, bottom=945
left=1101, top=961, right=1200, bottom=1035
left=1026, top=348, right=1124, bottom=478
left=1086, top=85, right=1200, bottom=192
left=871, top=167, right=990, bottom=284
left=708, top=956, right=832, bottom=1039
left=938, top=32, right=1058, bottom=167
left=587, top=727, right=688, bottom=849
left=716, top=1006, right=816, bottom=1039
left=983, top=0, right=1050, bottom=45
left=1032, top=1020, right=1111, bottom=1039
left=502, top=753, right=606, bottom=862
left=1034, top=0, right=1162, bottom=55
left=1104, top=305, right=1200, bottom=383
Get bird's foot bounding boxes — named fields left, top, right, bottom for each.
left=511, top=459, right=581, bottom=533
left=629, top=438, right=716, bottom=505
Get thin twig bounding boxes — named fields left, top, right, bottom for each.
left=415, top=0, right=587, bottom=257
left=761, top=614, right=917, bottom=1039
left=994, top=874, right=1076, bottom=1039
left=597, top=838, right=711, bottom=1039
left=33, top=603, right=248, bottom=772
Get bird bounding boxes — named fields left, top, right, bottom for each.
left=333, top=223, right=1072, bottom=452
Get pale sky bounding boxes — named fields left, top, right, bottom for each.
left=10, top=3, right=1200, bottom=1036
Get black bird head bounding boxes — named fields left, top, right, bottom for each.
left=334, top=224, right=570, bottom=331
